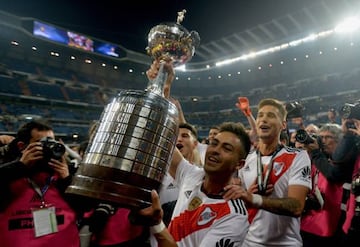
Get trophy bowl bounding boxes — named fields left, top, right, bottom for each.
left=147, top=21, right=200, bottom=67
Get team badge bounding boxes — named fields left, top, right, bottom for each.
left=188, top=196, right=202, bottom=210
left=273, top=162, right=284, bottom=176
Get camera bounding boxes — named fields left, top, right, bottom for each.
left=89, top=203, right=115, bottom=233
left=339, top=102, right=360, bottom=120
left=286, top=101, right=304, bottom=119
left=303, top=188, right=324, bottom=213
left=295, top=129, right=319, bottom=145
left=346, top=121, right=356, bottom=129
left=40, top=137, right=65, bottom=160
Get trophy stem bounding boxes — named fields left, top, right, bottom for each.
left=145, top=61, right=168, bottom=97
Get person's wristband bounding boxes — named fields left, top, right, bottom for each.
left=252, top=194, right=263, bottom=208
left=150, top=220, right=166, bottom=234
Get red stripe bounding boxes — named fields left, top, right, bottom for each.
left=169, top=201, right=230, bottom=241
left=248, top=152, right=296, bottom=223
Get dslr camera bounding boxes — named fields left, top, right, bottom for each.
left=340, top=102, right=360, bottom=120
left=286, top=101, right=304, bottom=119
left=40, top=137, right=65, bottom=160
left=304, top=187, right=324, bottom=213
left=295, top=129, right=322, bottom=146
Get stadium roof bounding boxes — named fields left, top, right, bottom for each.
left=1, top=0, right=359, bottom=67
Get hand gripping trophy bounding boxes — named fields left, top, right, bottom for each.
left=66, top=10, right=200, bottom=209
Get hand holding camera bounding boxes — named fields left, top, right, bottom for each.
left=303, top=187, right=324, bottom=213
left=340, top=102, right=360, bottom=135
left=39, top=137, right=66, bottom=161
left=295, top=129, right=322, bottom=152
left=19, top=137, right=67, bottom=177
left=19, top=142, right=44, bottom=167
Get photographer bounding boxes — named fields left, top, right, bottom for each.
left=318, top=102, right=360, bottom=245
left=0, top=120, right=80, bottom=247
left=299, top=123, right=344, bottom=246
left=333, top=118, right=360, bottom=245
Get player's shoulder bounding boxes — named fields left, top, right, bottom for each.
left=228, top=199, right=247, bottom=216
left=282, top=145, right=303, bottom=154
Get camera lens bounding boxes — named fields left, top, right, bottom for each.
left=340, top=104, right=353, bottom=119
left=295, top=129, right=314, bottom=144
left=51, top=143, right=66, bottom=159
left=295, top=129, right=307, bottom=143
left=40, top=137, right=66, bottom=160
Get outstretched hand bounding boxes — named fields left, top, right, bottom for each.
left=236, top=97, right=252, bottom=117
left=146, top=60, right=175, bottom=99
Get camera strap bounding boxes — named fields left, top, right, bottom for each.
left=256, top=145, right=283, bottom=194
left=312, top=169, right=325, bottom=209
left=28, top=176, right=54, bottom=206
left=313, top=170, right=319, bottom=193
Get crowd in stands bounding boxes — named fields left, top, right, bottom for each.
left=0, top=59, right=359, bottom=247
left=1, top=55, right=359, bottom=143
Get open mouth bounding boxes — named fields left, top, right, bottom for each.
left=259, top=125, right=270, bottom=132
left=176, top=143, right=184, bottom=150
left=207, top=155, right=219, bottom=164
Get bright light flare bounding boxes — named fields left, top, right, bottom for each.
left=335, top=17, right=360, bottom=33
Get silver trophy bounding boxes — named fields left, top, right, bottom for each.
left=147, top=9, right=200, bottom=67
left=66, top=10, right=200, bottom=209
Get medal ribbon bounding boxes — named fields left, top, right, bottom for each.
left=256, top=145, right=282, bottom=194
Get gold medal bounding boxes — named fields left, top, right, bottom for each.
left=188, top=196, right=202, bottom=211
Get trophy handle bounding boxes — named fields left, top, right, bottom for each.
left=145, top=61, right=168, bottom=97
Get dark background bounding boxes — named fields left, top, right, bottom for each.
left=0, top=0, right=317, bottom=53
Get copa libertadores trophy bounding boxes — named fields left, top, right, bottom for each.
left=66, top=10, right=200, bottom=209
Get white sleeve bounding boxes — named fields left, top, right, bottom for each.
left=289, top=150, right=312, bottom=189
left=174, top=158, right=196, bottom=188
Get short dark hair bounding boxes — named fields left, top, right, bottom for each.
left=16, top=120, right=53, bottom=144
left=179, top=122, right=198, bottom=139
left=209, top=125, right=220, bottom=130
left=218, top=122, right=251, bottom=159
left=258, top=98, right=287, bottom=121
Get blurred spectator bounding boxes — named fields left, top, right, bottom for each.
left=0, top=134, right=15, bottom=146
left=328, top=108, right=339, bottom=124
left=196, top=125, right=219, bottom=165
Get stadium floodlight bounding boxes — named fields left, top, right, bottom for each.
left=175, top=64, right=186, bottom=71
left=335, top=17, right=360, bottom=33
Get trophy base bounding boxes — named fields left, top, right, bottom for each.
left=65, top=164, right=161, bottom=209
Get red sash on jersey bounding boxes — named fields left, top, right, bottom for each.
left=247, top=152, right=295, bottom=223
left=169, top=201, right=230, bottom=241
